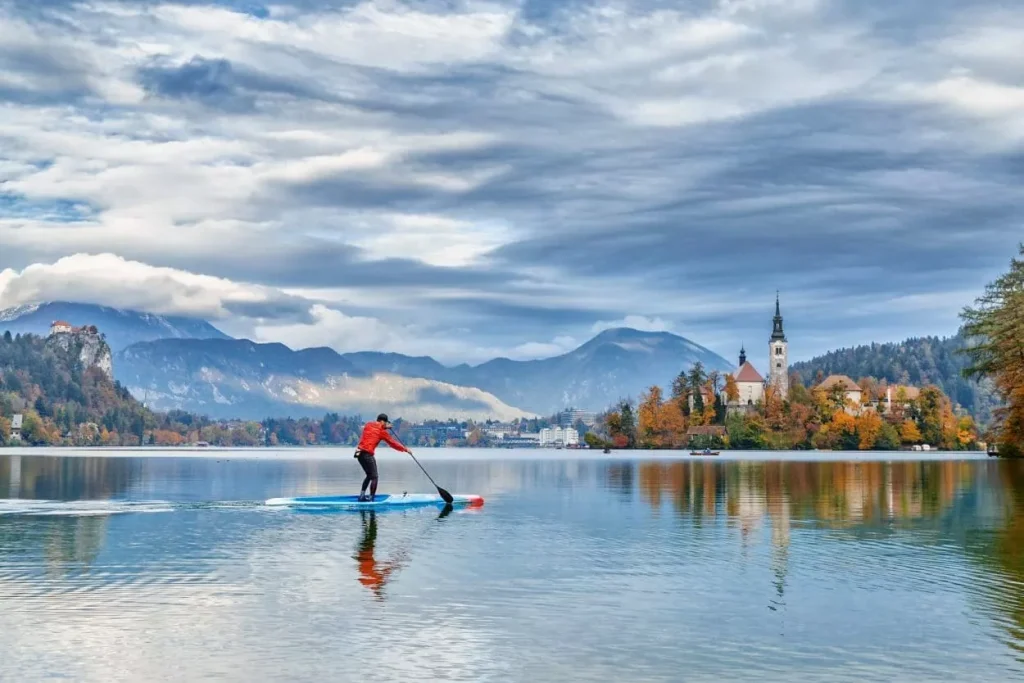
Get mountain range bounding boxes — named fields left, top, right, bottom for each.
left=0, top=302, right=734, bottom=420
left=4, top=301, right=989, bottom=424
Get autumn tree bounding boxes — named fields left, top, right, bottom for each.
left=724, top=374, right=739, bottom=404
left=901, top=419, right=923, bottom=445
left=856, top=410, right=883, bottom=450
left=960, top=242, right=1024, bottom=456
left=605, top=399, right=637, bottom=449
left=637, top=386, right=686, bottom=448
left=637, top=386, right=664, bottom=448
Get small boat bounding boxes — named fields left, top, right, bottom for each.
left=690, top=449, right=720, bottom=456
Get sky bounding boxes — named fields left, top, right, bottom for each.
left=0, top=0, right=1021, bottom=371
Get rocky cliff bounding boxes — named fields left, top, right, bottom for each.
left=46, top=329, right=114, bottom=381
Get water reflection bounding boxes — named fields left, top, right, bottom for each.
left=627, top=458, right=1024, bottom=664
left=0, top=454, right=139, bottom=500
left=0, top=452, right=1020, bottom=680
left=353, top=504, right=456, bottom=601
left=354, top=511, right=407, bottom=601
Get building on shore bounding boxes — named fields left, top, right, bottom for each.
left=540, top=426, right=579, bottom=447
left=10, top=414, right=23, bottom=442
left=814, top=375, right=862, bottom=414
left=726, top=294, right=789, bottom=414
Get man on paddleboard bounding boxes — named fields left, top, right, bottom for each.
left=354, top=413, right=410, bottom=501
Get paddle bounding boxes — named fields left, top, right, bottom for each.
left=390, top=428, right=454, bottom=504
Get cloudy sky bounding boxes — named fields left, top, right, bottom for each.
left=0, top=0, right=1021, bottom=369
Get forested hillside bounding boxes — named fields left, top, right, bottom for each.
left=0, top=331, right=387, bottom=447
left=790, top=334, right=999, bottom=426
left=0, top=330, right=155, bottom=445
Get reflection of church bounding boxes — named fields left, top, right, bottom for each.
left=728, top=294, right=789, bottom=413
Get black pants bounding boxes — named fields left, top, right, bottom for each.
left=356, top=450, right=378, bottom=497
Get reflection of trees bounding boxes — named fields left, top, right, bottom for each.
left=963, top=461, right=1024, bottom=658
left=0, top=455, right=137, bottom=501
left=0, top=516, right=109, bottom=576
left=626, top=458, right=1024, bottom=658
left=635, top=460, right=977, bottom=528
left=0, top=455, right=141, bottom=576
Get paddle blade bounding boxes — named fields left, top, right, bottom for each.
left=437, top=486, right=454, bottom=504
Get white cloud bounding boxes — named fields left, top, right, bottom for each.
left=0, top=253, right=310, bottom=321
left=346, top=213, right=513, bottom=267
left=0, top=254, right=583, bottom=364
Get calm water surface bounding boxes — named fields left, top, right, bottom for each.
left=0, top=448, right=1022, bottom=682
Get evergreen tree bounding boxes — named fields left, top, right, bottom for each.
left=960, top=242, right=1024, bottom=456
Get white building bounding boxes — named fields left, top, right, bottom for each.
left=485, top=423, right=516, bottom=439
left=49, top=320, right=72, bottom=336
left=733, top=346, right=765, bottom=407
left=10, top=414, right=23, bottom=442
left=540, top=426, right=579, bottom=447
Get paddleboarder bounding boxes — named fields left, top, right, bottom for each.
left=354, top=413, right=410, bottom=501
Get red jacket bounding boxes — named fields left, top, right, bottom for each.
left=357, top=421, right=407, bottom=455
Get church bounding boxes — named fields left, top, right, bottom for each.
left=728, top=294, right=789, bottom=413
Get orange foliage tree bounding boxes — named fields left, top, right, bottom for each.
left=637, top=386, right=686, bottom=448
left=855, top=411, right=883, bottom=450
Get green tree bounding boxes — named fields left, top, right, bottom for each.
left=960, top=242, right=1024, bottom=457
left=619, top=400, right=637, bottom=449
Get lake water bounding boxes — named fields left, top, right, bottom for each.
left=0, top=448, right=1022, bottom=682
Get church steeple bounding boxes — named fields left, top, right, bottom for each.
left=771, top=291, right=786, bottom=342
left=768, top=291, right=789, bottom=394
left=739, top=344, right=746, bottom=366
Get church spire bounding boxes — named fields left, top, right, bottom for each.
left=739, top=344, right=746, bottom=366
left=771, top=291, right=786, bottom=342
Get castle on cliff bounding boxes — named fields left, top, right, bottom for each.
left=47, top=319, right=113, bottom=381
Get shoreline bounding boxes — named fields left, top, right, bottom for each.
left=0, top=446, right=993, bottom=461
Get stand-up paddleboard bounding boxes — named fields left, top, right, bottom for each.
left=265, top=492, right=484, bottom=510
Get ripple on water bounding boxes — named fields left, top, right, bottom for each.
left=0, top=455, right=1022, bottom=682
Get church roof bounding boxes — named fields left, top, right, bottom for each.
left=735, top=361, right=763, bottom=383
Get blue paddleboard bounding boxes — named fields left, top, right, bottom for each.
left=264, top=492, right=484, bottom=510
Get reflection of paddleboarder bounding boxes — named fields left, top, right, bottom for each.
left=355, top=511, right=407, bottom=600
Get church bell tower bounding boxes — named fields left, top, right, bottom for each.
left=768, top=292, right=788, bottom=395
